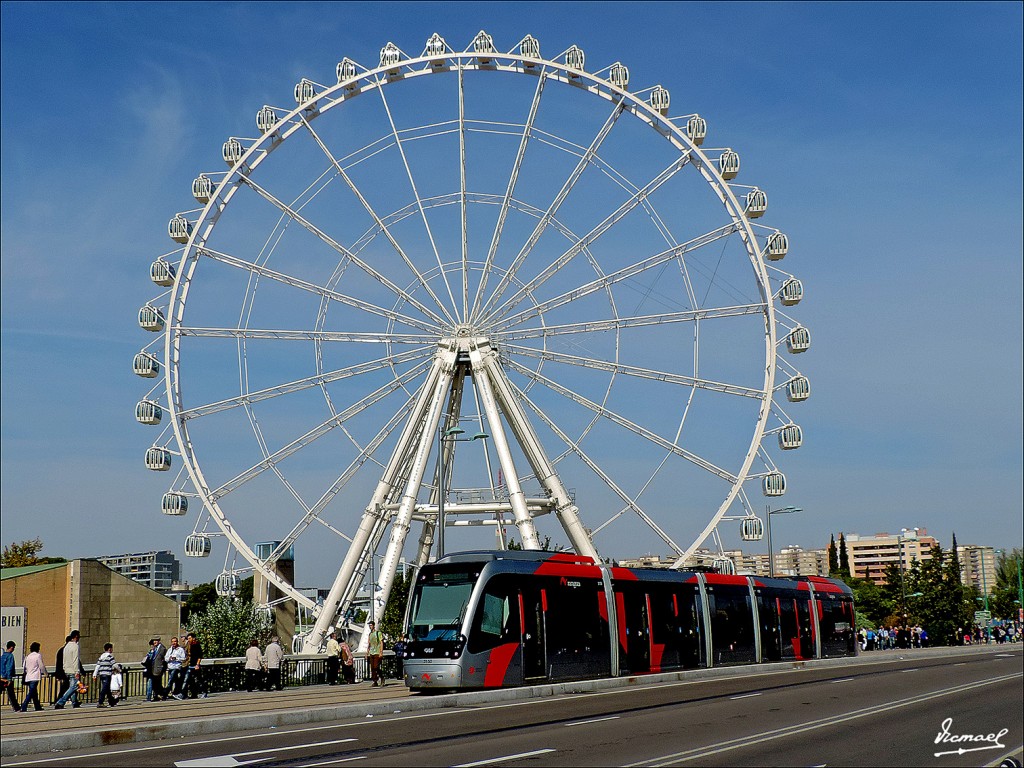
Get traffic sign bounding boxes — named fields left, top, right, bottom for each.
left=974, top=610, right=991, bottom=626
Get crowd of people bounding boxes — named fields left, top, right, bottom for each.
left=0, top=625, right=410, bottom=711
left=858, top=620, right=1021, bottom=651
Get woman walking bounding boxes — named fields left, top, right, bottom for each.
left=20, top=642, right=47, bottom=712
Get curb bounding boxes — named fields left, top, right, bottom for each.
left=2, top=644, right=1015, bottom=757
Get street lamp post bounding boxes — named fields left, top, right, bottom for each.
left=766, top=505, right=802, bottom=577
left=436, top=426, right=488, bottom=560
left=897, top=527, right=920, bottom=622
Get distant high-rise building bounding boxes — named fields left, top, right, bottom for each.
left=842, top=529, right=938, bottom=584
left=95, top=550, right=181, bottom=592
left=957, top=545, right=997, bottom=595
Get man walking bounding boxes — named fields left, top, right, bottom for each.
left=165, top=636, right=187, bottom=699
left=149, top=636, right=167, bottom=701
left=54, top=630, right=84, bottom=709
left=325, top=631, right=341, bottom=685
left=1, top=641, right=20, bottom=711
left=366, top=621, right=384, bottom=687
left=93, top=643, right=118, bottom=708
left=182, top=632, right=208, bottom=699
left=264, top=636, right=285, bottom=691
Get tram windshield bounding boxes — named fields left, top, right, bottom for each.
left=408, top=567, right=478, bottom=642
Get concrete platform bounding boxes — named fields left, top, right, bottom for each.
left=1, top=644, right=1015, bottom=757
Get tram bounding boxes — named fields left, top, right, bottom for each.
left=400, top=550, right=856, bottom=690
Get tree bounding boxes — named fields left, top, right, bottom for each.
left=185, top=597, right=273, bottom=658
left=181, top=582, right=217, bottom=625
left=828, top=534, right=839, bottom=576
left=990, top=548, right=1023, bottom=620
left=1, top=538, right=65, bottom=568
left=381, top=571, right=412, bottom=639
left=237, top=576, right=254, bottom=605
left=838, top=533, right=850, bottom=577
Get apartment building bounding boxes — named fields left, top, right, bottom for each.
left=957, top=544, right=998, bottom=595
left=95, top=550, right=181, bottom=592
left=843, top=529, right=938, bottom=584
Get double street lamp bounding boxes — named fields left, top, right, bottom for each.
left=766, top=505, right=802, bottom=577
left=436, top=426, right=488, bottom=560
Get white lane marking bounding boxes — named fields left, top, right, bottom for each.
left=454, top=749, right=556, bottom=767
left=295, top=758, right=367, bottom=767
left=624, top=671, right=1022, bottom=767
left=729, top=692, right=762, bottom=700
left=995, top=654, right=1016, bottom=658
left=173, top=739, right=357, bottom=767
left=831, top=678, right=854, bottom=683
left=565, top=715, right=620, bottom=727
left=899, top=668, right=919, bottom=672
left=953, top=662, right=968, bottom=666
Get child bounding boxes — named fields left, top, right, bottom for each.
left=110, top=664, right=123, bottom=703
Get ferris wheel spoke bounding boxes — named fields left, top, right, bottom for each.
left=237, top=172, right=450, bottom=327
left=507, top=358, right=737, bottom=483
left=504, top=343, right=762, bottom=399
left=265, top=392, right=418, bottom=563
left=480, top=154, right=691, bottom=327
left=376, top=81, right=460, bottom=322
left=513, top=382, right=685, bottom=554
left=470, top=71, right=548, bottom=321
left=478, top=98, right=627, bottom=321
left=179, top=346, right=432, bottom=421
left=198, top=246, right=439, bottom=334
left=177, top=326, right=436, bottom=344
left=458, top=67, right=469, bottom=321
left=298, top=115, right=456, bottom=326
left=492, top=222, right=740, bottom=331
left=209, top=360, right=429, bottom=503
left=496, top=304, right=763, bottom=341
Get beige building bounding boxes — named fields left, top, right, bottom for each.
left=843, top=529, right=938, bottom=584
left=957, top=545, right=998, bottom=595
left=1, top=559, right=179, bottom=667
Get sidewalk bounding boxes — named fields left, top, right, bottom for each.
left=1, top=644, right=1016, bottom=757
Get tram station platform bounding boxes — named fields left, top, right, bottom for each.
left=1, top=644, right=1014, bottom=758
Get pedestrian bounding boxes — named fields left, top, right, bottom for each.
left=142, top=639, right=155, bottom=701
left=54, top=630, right=85, bottom=709
left=325, top=631, right=341, bottom=685
left=244, top=639, right=264, bottom=692
left=150, top=636, right=167, bottom=700
left=53, top=636, right=70, bottom=703
left=111, top=664, right=124, bottom=703
left=20, top=641, right=47, bottom=712
left=264, top=636, right=284, bottom=691
left=182, top=632, right=208, bottom=699
left=93, top=643, right=118, bottom=707
left=340, top=640, right=355, bottom=684
left=165, top=636, right=187, bottom=699
left=366, top=621, right=384, bottom=687
left=1, top=641, right=21, bottom=711
left=392, top=634, right=407, bottom=681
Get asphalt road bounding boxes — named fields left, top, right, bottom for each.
left=6, top=648, right=1022, bottom=767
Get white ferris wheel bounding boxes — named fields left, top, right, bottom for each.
left=134, top=31, right=810, bottom=652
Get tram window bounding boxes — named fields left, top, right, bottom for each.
left=409, top=569, right=476, bottom=642
left=818, top=596, right=856, bottom=658
left=756, top=591, right=782, bottom=662
left=468, top=575, right=521, bottom=653
left=707, top=586, right=756, bottom=665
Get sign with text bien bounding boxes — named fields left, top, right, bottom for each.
left=1, top=607, right=26, bottom=668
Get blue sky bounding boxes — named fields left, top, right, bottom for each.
left=1, top=2, right=1021, bottom=588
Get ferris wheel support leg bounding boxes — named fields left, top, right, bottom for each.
left=477, top=348, right=600, bottom=563
left=301, top=353, right=448, bottom=654
left=358, top=356, right=454, bottom=651
left=413, top=369, right=466, bottom=567
left=470, top=352, right=541, bottom=551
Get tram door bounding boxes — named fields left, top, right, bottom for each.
left=520, top=586, right=546, bottom=681
left=619, top=586, right=651, bottom=673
